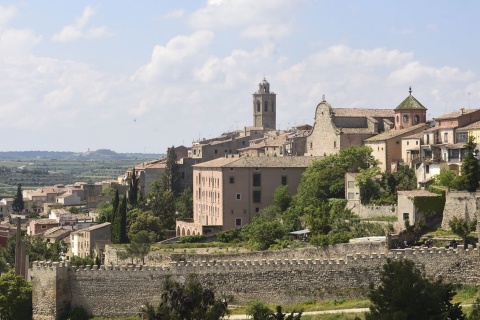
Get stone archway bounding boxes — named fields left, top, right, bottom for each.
left=176, top=226, right=181, bottom=237
left=187, top=229, right=191, bottom=236
left=181, top=227, right=186, bottom=236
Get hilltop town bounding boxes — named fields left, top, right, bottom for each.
left=2, top=78, right=480, bottom=319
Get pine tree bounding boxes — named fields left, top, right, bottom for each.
left=12, top=184, right=24, bottom=213
left=457, top=136, right=480, bottom=192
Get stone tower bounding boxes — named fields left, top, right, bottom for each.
left=253, top=77, right=276, bottom=129
left=394, top=87, right=427, bottom=130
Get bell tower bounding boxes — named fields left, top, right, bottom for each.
left=253, top=77, right=276, bottom=130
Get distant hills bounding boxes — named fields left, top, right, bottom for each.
left=0, top=149, right=164, bottom=161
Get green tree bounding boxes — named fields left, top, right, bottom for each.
left=449, top=217, right=477, bottom=250
left=240, top=215, right=286, bottom=250
left=118, top=230, right=156, bottom=264
left=162, top=146, right=181, bottom=196
left=128, top=167, right=140, bottom=208
left=0, top=271, right=32, bottom=320
left=147, top=183, right=176, bottom=230
left=112, top=188, right=120, bottom=216
left=394, top=164, right=417, bottom=191
left=0, top=246, right=9, bottom=273
left=145, top=274, right=229, bottom=320
left=112, top=195, right=128, bottom=244
left=26, top=237, right=66, bottom=262
left=457, top=136, right=480, bottom=192
left=468, top=297, right=480, bottom=320
left=434, top=169, right=459, bottom=190
left=97, top=201, right=114, bottom=223
left=12, top=183, right=24, bottom=213
left=366, top=259, right=465, bottom=320
left=175, top=187, right=193, bottom=219
left=273, top=185, right=293, bottom=213
left=128, top=211, right=164, bottom=241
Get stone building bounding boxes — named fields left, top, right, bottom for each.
left=253, top=77, right=276, bottom=129
left=176, top=155, right=321, bottom=236
left=397, top=190, right=443, bottom=227
left=305, top=96, right=395, bottom=156
left=69, top=222, right=111, bottom=259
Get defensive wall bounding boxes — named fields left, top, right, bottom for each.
left=32, top=246, right=480, bottom=320
left=105, top=242, right=388, bottom=266
left=442, top=191, right=480, bottom=229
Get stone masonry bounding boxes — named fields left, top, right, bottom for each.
left=32, top=245, right=480, bottom=320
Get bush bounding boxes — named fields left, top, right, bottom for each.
left=216, top=229, right=241, bottom=243
left=179, top=234, right=205, bottom=243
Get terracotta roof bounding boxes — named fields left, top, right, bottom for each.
left=394, top=94, right=427, bottom=111
left=402, top=132, right=424, bottom=140
left=43, top=227, right=71, bottom=238
left=71, top=222, right=111, bottom=234
left=446, top=143, right=467, bottom=149
left=32, top=218, right=59, bottom=225
left=397, top=190, right=440, bottom=197
left=333, top=108, right=395, bottom=118
left=435, top=109, right=479, bottom=120
left=364, top=124, right=429, bottom=142
left=457, top=120, right=480, bottom=131
left=193, top=155, right=323, bottom=168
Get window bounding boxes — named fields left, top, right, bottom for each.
left=348, top=181, right=354, bottom=188
left=426, top=165, right=430, bottom=174
left=403, top=213, right=409, bottom=220
left=348, top=192, right=354, bottom=199
left=41, top=225, right=47, bottom=229
left=396, top=115, right=399, bottom=123
left=253, top=173, right=261, bottom=186
left=253, top=191, right=261, bottom=203
left=458, top=133, right=467, bottom=142
left=256, top=101, right=260, bottom=112
left=444, top=133, right=448, bottom=142
left=193, top=149, right=197, bottom=155
left=214, top=149, right=218, bottom=154
left=407, top=141, right=409, bottom=145
left=255, top=207, right=260, bottom=213
left=414, top=115, right=419, bottom=123
left=229, top=176, right=235, bottom=184
left=403, top=115, right=409, bottom=123
left=334, top=141, right=336, bottom=148
left=272, top=102, right=275, bottom=113
left=236, top=193, right=241, bottom=200
left=235, top=218, right=242, bottom=226
left=264, top=101, right=268, bottom=112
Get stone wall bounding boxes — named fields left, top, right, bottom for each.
left=105, top=242, right=388, bottom=266
left=32, top=247, right=480, bottom=320
left=442, top=191, right=480, bottom=229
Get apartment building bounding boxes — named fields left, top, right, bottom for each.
left=69, top=222, right=111, bottom=259
left=176, top=155, right=321, bottom=236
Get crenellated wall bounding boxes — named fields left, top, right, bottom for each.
left=32, top=247, right=480, bottom=320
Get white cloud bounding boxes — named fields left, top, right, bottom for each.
left=51, top=6, right=112, bottom=42
left=0, top=5, right=16, bottom=27
left=159, top=9, right=185, bottom=19
left=189, top=0, right=304, bottom=40
left=0, top=28, right=42, bottom=56
left=388, top=62, right=475, bottom=84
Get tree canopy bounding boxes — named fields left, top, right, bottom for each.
left=449, top=217, right=477, bottom=250
left=366, top=259, right=465, bottom=320
left=0, top=271, right=32, bottom=320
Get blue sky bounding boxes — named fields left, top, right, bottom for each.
left=0, top=0, right=479, bottom=153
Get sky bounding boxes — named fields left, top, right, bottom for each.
left=0, top=0, right=479, bottom=154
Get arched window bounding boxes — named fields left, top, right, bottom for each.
left=256, top=101, right=260, bottom=112
left=414, top=115, right=419, bottom=124
left=272, top=102, right=275, bottom=113
left=264, top=101, right=268, bottom=112
left=396, top=115, right=399, bottom=123
left=403, top=115, right=409, bottom=123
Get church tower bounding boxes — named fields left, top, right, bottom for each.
left=394, top=87, right=427, bottom=130
left=253, top=77, right=276, bottom=129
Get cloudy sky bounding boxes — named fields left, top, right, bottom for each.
left=0, top=1, right=479, bottom=153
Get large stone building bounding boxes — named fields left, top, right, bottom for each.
left=176, top=155, right=321, bottom=236
left=305, top=96, right=395, bottom=156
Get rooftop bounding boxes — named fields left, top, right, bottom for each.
left=364, top=123, right=429, bottom=142
left=333, top=108, right=395, bottom=118
left=398, top=190, right=440, bottom=197
left=193, top=155, right=323, bottom=168
left=435, top=108, right=479, bottom=120
left=394, top=89, right=427, bottom=111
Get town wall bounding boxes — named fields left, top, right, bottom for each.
left=442, top=191, right=480, bottom=229
left=105, top=242, right=388, bottom=266
left=32, top=247, right=480, bottom=319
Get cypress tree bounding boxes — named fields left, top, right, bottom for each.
left=162, top=146, right=181, bottom=196
left=112, top=189, right=119, bottom=221
left=12, top=184, right=24, bottom=213
left=118, top=195, right=128, bottom=243
left=128, top=167, right=139, bottom=208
